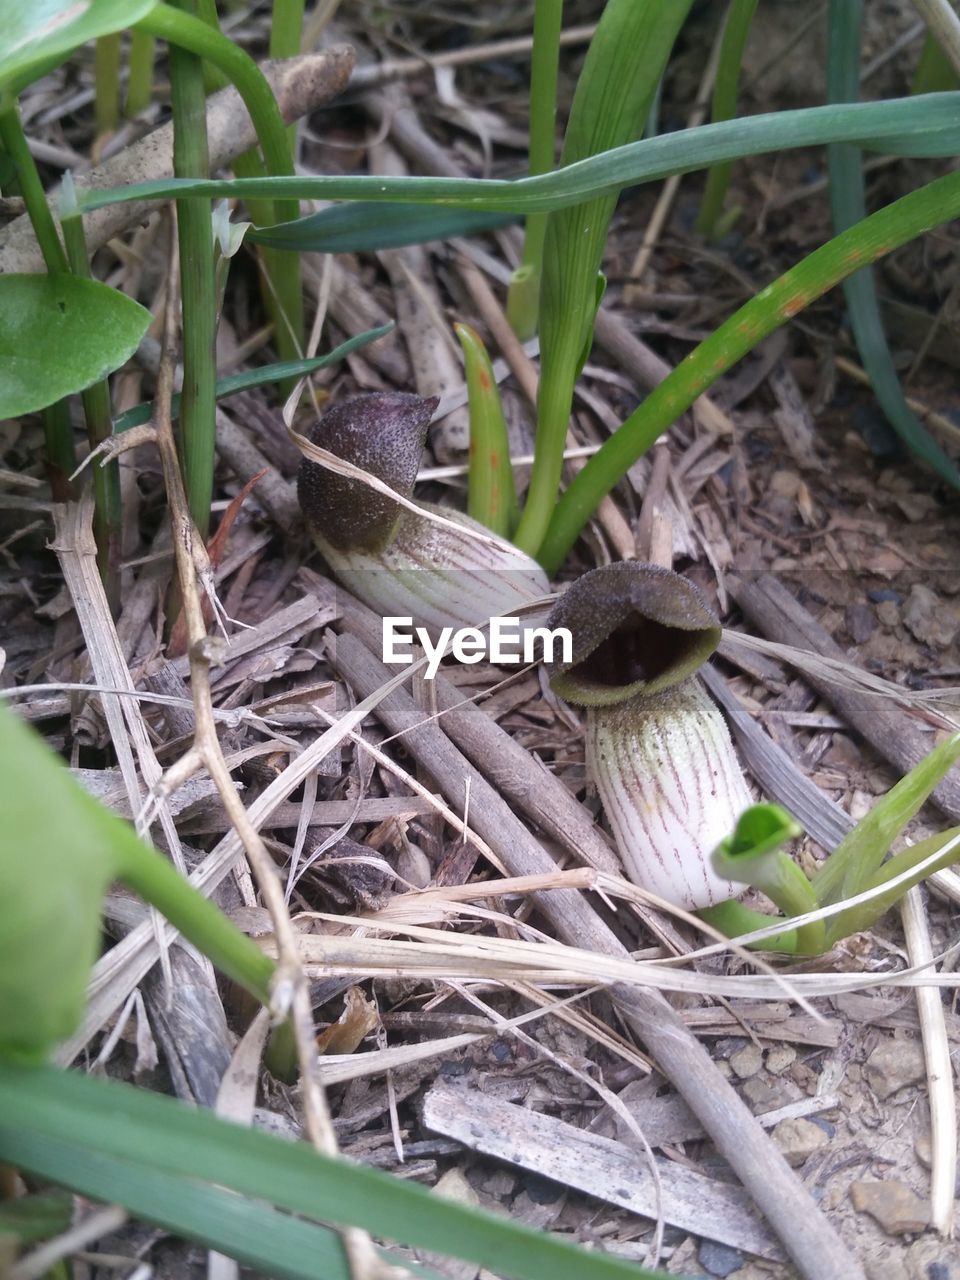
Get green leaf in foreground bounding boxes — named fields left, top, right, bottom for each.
left=0, top=0, right=159, bottom=95
left=826, top=0, right=959, bottom=484
left=0, top=1063, right=674, bottom=1280
left=248, top=203, right=517, bottom=252
left=0, top=702, right=272, bottom=1062
left=112, top=323, right=395, bottom=432
left=0, top=274, right=150, bottom=418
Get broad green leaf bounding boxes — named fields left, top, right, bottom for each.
left=248, top=203, right=517, bottom=252
left=74, top=94, right=960, bottom=216
left=112, top=323, right=395, bottom=432
left=826, top=0, right=960, bottom=484
left=0, top=703, right=272, bottom=1062
left=0, top=274, right=150, bottom=418
left=0, top=0, right=159, bottom=95
left=0, top=1063, right=674, bottom=1280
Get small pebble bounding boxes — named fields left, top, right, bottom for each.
left=772, top=1116, right=829, bottom=1167
left=868, top=589, right=902, bottom=604
left=850, top=1180, right=930, bottom=1235
left=697, top=1239, right=744, bottom=1278
left=765, top=1046, right=796, bottom=1075
left=864, top=1038, right=926, bottom=1100
left=729, top=1043, right=763, bottom=1079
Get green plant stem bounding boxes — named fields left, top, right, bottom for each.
left=61, top=215, right=122, bottom=610
left=0, top=92, right=76, bottom=491
left=506, top=0, right=563, bottom=340
left=696, top=0, right=759, bottom=238
left=455, top=323, right=518, bottom=536
left=116, top=844, right=275, bottom=1005
left=167, top=0, right=218, bottom=536
left=269, top=0, right=305, bottom=152
left=826, top=0, right=956, bottom=484
left=536, top=163, right=960, bottom=572
left=94, top=34, right=121, bottom=136
left=698, top=900, right=802, bottom=954
left=126, top=30, right=157, bottom=115
left=512, top=0, right=693, bottom=557
left=150, top=0, right=303, bottom=375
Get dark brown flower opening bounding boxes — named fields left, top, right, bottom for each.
left=546, top=562, right=721, bottom=706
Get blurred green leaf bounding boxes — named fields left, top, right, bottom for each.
left=0, top=274, right=150, bottom=418
left=0, top=1063, right=674, bottom=1280
left=0, top=0, right=158, bottom=94
left=0, top=1192, right=73, bottom=1247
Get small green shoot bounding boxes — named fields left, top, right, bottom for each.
left=455, top=322, right=519, bottom=537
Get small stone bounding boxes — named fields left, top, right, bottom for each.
left=876, top=599, right=901, bottom=628
left=741, top=1076, right=798, bottom=1111
left=697, top=1239, right=744, bottom=1277
left=847, top=602, right=875, bottom=644
left=902, top=584, right=960, bottom=649
left=772, top=1117, right=829, bottom=1167
left=729, top=1043, right=764, bottom=1079
left=864, top=1038, right=926, bottom=1100
left=765, top=1046, right=797, bottom=1075
left=432, top=1167, right=479, bottom=1208
left=914, top=1132, right=932, bottom=1170
left=850, top=1180, right=930, bottom=1235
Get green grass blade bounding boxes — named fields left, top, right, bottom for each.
left=696, top=0, right=760, bottom=238
left=455, top=322, right=519, bottom=535
left=0, top=1064, right=674, bottom=1280
left=248, top=203, right=517, bottom=252
left=811, top=731, right=960, bottom=907
left=0, top=1127, right=425, bottom=1280
left=827, top=0, right=958, bottom=483
left=74, top=95, right=960, bottom=216
left=513, top=0, right=694, bottom=556
left=536, top=165, right=960, bottom=572
left=112, top=323, right=394, bottom=432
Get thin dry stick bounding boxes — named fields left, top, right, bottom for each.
left=726, top=574, right=960, bottom=821
left=151, top=242, right=400, bottom=1280
left=899, top=885, right=956, bottom=1235
left=327, top=630, right=863, bottom=1280
left=349, top=24, right=598, bottom=89
left=624, top=23, right=724, bottom=290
